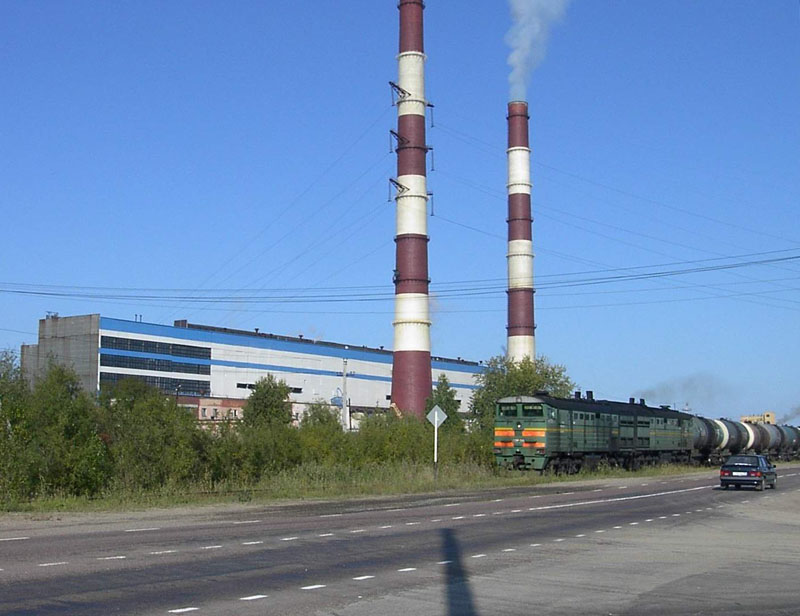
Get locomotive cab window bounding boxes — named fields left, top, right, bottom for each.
left=498, top=404, right=518, bottom=417
left=522, top=404, right=544, bottom=418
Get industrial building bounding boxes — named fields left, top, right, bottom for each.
left=20, top=314, right=481, bottom=423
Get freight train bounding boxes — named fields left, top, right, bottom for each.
left=493, top=392, right=800, bottom=473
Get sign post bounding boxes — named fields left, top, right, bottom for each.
left=426, top=405, right=447, bottom=481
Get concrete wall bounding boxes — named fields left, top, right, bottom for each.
left=21, top=314, right=100, bottom=393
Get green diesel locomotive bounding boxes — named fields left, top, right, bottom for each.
left=494, top=392, right=694, bottom=472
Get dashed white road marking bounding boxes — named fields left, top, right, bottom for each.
left=554, top=538, right=565, bottom=542
left=502, top=548, right=517, bottom=552
left=0, top=537, right=29, bottom=542
left=592, top=489, right=602, bottom=492
left=511, top=509, right=522, bottom=513
left=353, top=575, right=375, bottom=581
left=562, top=492, right=575, bottom=496
left=201, top=545, right=222, bottom=550
left=386, top=508, right=406, bottom=513
left=645, top=519, right=654, bottom=522
left=471, top=553, right=487, bottom=558
left=240, top=595, right=268, bottom=601
left=318, top=533, right=334, bottom=537
left=405, top=522, right=420, bottom=526
left=672, top=514, right=681, bottom=517
left=350, top=529, right=365, bottom=534
left=38, top=561, right=68, bottom=567
left=437, top=560, right=453, bottom=565
left=493, top=498, right=504, bottom=502
left=659, top=516, right=667, bottom=519
left=618, top=486, right=628, bottom=489
left=452, top=516, right=465, bottom=520
left=301, top=585, right=326, bottom=590
left=282, top=536, right=299, bottom=541
left=473, top=514, right=486, bottom=518
left=640, top=483, right=649, bottom=486
left=613, top=526, right=622, bottom=529
left=232, top=520, right=260, bottom=525
left=168, top=609, right=198, bottom=614
left=444, top=503, right=461, bottom=507
left=398, top=567, right=417, bottom=572
left=320, top=513, right=342, bottom=518
left=575, top=534, right=586, bottom=537
left=493, top=511, right=504, bottom=515
left=530, top=543, right=541, bottom=547
left=97, top=556, right=126, bottom=561
left=380, top=525, right=393, bottom=529
left=125, top=527, right=159, bottom=533
left=150, top=550, right=177, bottom=555
left=629, top=522, right=639, bottom=526
left=595, top=530, right=606, bottom=533
left=242, top=541, right=264, bottom=546
left=431, top=519, right=442, bottom=523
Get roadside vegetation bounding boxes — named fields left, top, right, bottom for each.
left=0, top=351, right=703, bottom=513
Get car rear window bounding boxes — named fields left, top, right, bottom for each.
left=726, top=456, right=756, bottom=465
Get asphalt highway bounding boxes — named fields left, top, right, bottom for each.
left=1, top=465, right=799, bottom=615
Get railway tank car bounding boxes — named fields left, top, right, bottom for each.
left=494, top=392, right=800, bottom=472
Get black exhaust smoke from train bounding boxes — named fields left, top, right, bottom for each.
left=634, top=372, right=729, bottom=414
left=777, top=405, right=800, bottom=425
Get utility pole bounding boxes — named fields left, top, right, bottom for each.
left=342, top=358, right=350, bottom=431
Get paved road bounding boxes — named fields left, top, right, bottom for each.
left=1, top=465, right=799, bottom=615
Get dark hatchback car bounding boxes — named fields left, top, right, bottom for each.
left=720, top=454, right=777, bottom=491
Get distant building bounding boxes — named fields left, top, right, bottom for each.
left=21, top=314, right=481, bottom=421
left=740, top=411, right=776, bottom=425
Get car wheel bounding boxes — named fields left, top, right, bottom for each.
left=770, top=478, right=777, bottom=490
left=756, top=479, right=764, bottom=491
left=720, top=484, right=728, bottom=490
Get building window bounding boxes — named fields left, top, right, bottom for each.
left=100, top=336, right=211, bottom=360
left=100, top=353, right=210, bottom=375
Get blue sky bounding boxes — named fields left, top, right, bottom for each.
left=2, top=1, right=798, bottom=419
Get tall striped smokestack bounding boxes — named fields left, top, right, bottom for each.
left=391, top=0, right=432, bottom=415
left=506, top=101, right=535, bottom=362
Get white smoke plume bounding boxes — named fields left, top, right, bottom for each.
left=506, top=0, right=570, bottom=101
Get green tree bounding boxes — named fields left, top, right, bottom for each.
left=98, top=378, right=203, bottom=490
left=298, top=402, right=344, bottom=465
left=425, top=373, right=463, bottom=433
left=470, top=355, right=575, bottom=432
left=242, top=374, right=293, bottom=427
left=27, top=364, right=111, bottom=496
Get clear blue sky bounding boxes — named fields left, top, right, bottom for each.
left=2, top=1, right=798, bottom=419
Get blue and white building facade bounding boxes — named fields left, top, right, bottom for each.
left=21, top=314, right=482, bottom=417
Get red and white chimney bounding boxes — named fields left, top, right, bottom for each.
left=391, top=0, right=432, bottom=415
left=506, top=101, right=535, bottom=362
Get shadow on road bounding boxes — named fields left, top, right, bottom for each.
left=441, top=528, right=480, bottom=616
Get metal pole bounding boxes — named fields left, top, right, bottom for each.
left=342, top=358, right=349, bottom=431
left=434, top=419, right=439, bottom=481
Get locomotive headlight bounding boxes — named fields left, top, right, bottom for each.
left=516, top=422, right=522, bottom=430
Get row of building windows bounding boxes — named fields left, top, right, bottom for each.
left=99, top=372, right=211, bottom=396
left=100, top=336, right=211, bottom=360
left=236, top=382, right=302, bottom=394
left=100, top=353, right=211, bottom=375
